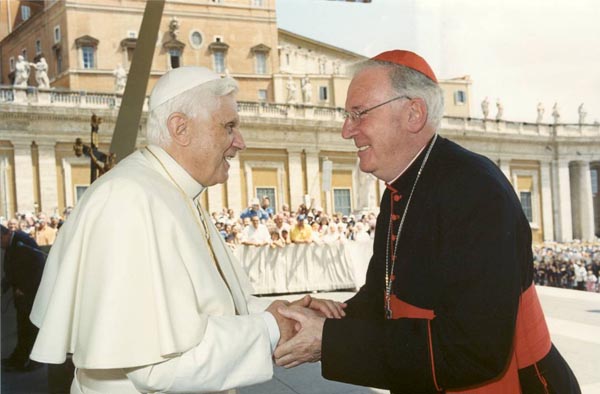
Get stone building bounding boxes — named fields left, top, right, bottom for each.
left=1, top=0, right=598, bottom=243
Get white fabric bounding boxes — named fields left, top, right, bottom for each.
left=30, top=145, right=276, bottom=391
left=235, top=242, right=371, bottom=294
left=149, top=66, right=222, bottom=110
left=240, top=224, right=271, bottom=245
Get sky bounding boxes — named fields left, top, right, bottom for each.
left=277, top=0, right=600, bottom=124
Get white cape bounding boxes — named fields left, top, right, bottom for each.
left=30, top=149, right=254, bottom=369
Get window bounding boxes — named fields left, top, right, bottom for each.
left=255, top=52, right=266, bottom=74
left=54, top=26, right=61, bottom=43
left=252, top=0, right=264, bottom=6
left=55, top=49, right=63, bottom=73
left=35, top=39, right=42, bottom=55
left=333, top=189, right=352, bottom=216
left=319, top=86, right=328, bottom=101
left=520, top=191, right=533, bottom=222
left=256, top=187, right=276, bottom=212
left=214, top=51, right=225, bottom=73
left=75, top=185, right=89, bottom=203
left=21, top=5, right=31, bottom=21
left=258, top=89, right=267, bottom=102
left=169, top=49, right=181, bottom=69
left=190, top=31, right=203, bottom=48
left=285, top=53, right=290, bottom=66
left=454, top=90, right=466, bottom=105
left=9, top=57, right=15, bottom=72
left=82, top=46, right=95, bottom=68
left=592, top=168, right=598, bottom=196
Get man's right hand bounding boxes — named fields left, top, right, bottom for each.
left=266, top=300, right=298, bottom=344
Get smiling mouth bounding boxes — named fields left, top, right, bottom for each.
left=357, top=145, right=371, bottom=152
left=224, top=154, right=235, bottom=162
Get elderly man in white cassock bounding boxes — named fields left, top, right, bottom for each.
left=29, top=66, right=346, bottom=394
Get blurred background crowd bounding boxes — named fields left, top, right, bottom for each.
left=2, top=194, right=599, bottom=293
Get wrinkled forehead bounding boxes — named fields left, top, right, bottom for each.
left=347, top=67, right=393, bottom=105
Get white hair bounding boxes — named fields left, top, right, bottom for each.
left=145, top=76, right=239, bottom=146
left=350, top=60, right=444, bottom=130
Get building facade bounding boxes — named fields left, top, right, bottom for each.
left=1, top=0, right=598, bottom=243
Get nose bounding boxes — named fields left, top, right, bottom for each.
left=233, top=128, right=246, bottom=150
left=341, top=118, right=358, bottom=140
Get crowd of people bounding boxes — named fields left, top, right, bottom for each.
left=210, top=196, right=376, bottom=248
left=533, top=242, right=600, bottom=293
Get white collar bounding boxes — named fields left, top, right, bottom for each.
left=145, top=145, right=206, bottom=201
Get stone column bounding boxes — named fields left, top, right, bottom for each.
left=570, top=161, right=595, bottom=241
left=287, top=149, right=304, bottom=210
left=37, top=142, right=59, bottom=215
left=304, top=150, right=321, bottom=209
left=13, top=142, right=36, bottom=213
left=226, top=155, right=243, bottom=213
left=539, top=161, right=554, bottom=241
left=207, top=183, right=223, bottom=215
left=551, top=159, right=572, bottom=242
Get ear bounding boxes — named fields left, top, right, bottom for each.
left=167, top=112, right=191, bottom=146
left=405, top=98, right=428, bottom=134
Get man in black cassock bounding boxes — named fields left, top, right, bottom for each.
left=274, top=50, right=580, bottom=393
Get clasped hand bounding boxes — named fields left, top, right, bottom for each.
left=267, top=295, right=346, bottom=369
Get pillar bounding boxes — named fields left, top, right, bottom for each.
left=305, top=150, right=321, bottom=209
left=552, top=159, right=572, bottom=242
left=37, top=142, right=59, bottom=215
left=570, top=161, right=595, bottom=241
left=226, top=155, right=243, bottom=213
left=539, top=161, right=554, bottom=241
left=13, top=142, right=35, bottom=213
left=287, top=149, right=303, bottom=210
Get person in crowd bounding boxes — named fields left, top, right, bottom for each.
left=1, top=225, right=46, bottom=372
left=585, top=269, right=597, bottom=292
left=281, top=228, right=292, bottom=245
left=290, top=214, right=313, bottom=244
left=574, top=261, right=587, bottom=290
left=241, top=216, right=271, bottom=246
left=310, top=221, right=322, bottom=244
left=274, top=50, right=580, bottom=393
left=261, top=195, right=274, bottom=218
left=33, top=212, right=56, bottom=247
left=269, top=231, right=286, bottom=249
left=29, top=66, right=345, bottom=393
left=240, top=197, right=269, bottom=221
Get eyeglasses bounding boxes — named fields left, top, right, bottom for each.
left=342, top=95, right=411, bottom=124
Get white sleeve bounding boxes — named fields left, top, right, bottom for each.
left=125, top=314, right=276, bottom=393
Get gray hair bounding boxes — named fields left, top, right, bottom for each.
left=146, top=76, right=239, bottom=146
left=351, top=60, right=444, bottom=130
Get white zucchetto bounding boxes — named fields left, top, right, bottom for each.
left=149, top=66, right=222, bottom=111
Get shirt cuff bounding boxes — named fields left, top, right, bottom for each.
left=259, top=311, right=280, bottom=352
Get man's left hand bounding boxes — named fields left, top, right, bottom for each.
left=273, top=305, right=325, bottom=368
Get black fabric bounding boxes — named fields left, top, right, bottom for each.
left=321, top=136, right=580, bottom=393
left=3, top=230, right=46, bottom=364
left=518, top=345, right=581, bottom=394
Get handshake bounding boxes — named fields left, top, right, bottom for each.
left=266, top=295, right=347, bottom=369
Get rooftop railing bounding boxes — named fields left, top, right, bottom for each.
left=1, top=85, right=598, bottom=137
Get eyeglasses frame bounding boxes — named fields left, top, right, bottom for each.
left=342, top=95, right=412, bottom=124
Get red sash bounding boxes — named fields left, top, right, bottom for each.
left=389, top=284, right=551, bottom=393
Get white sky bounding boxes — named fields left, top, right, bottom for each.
left=277, top=0, right=600, bottom=124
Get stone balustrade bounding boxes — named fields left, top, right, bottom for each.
left=1, top=85, right=598, bottom=136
